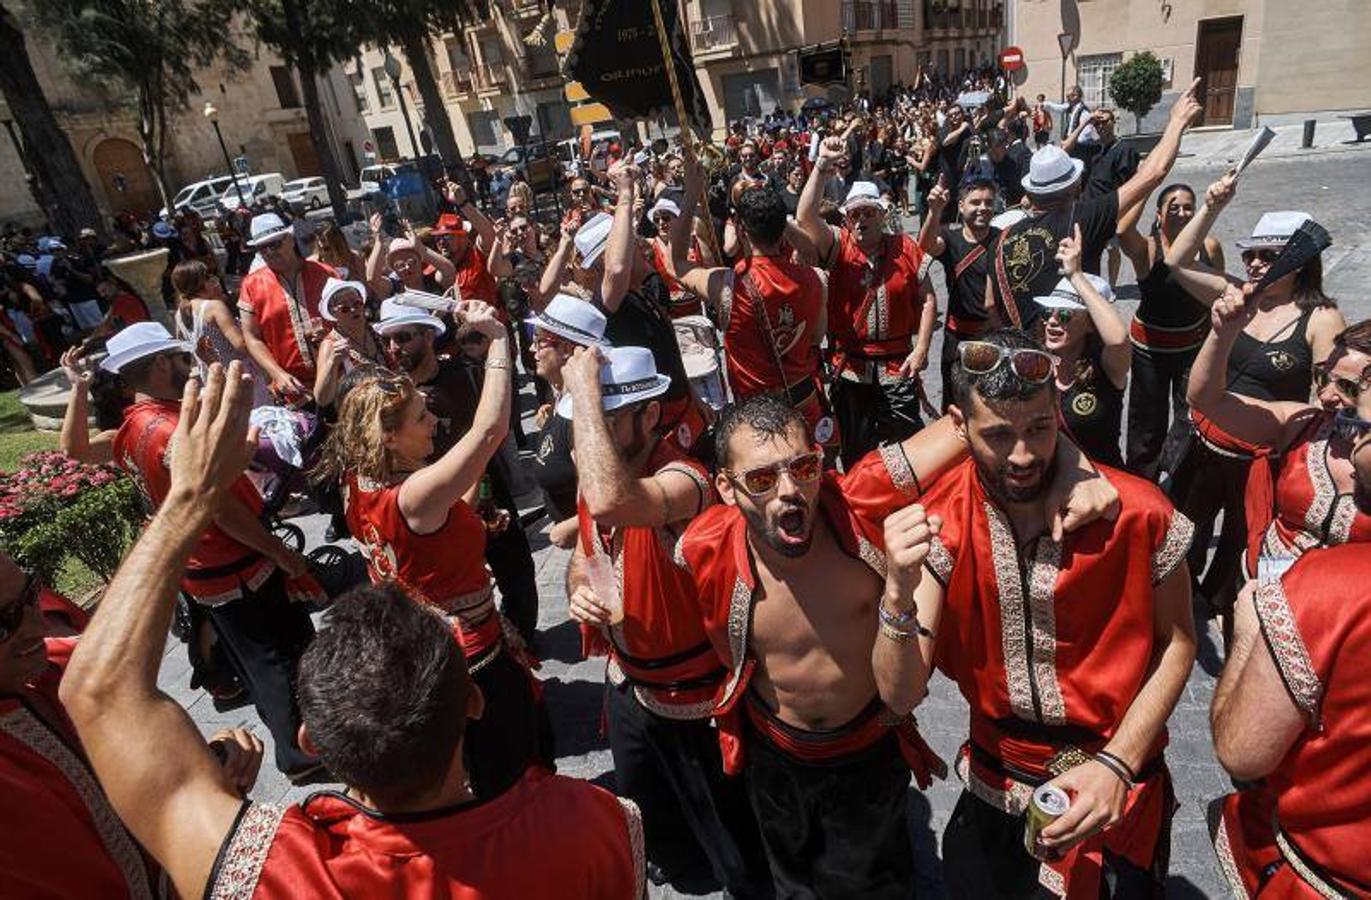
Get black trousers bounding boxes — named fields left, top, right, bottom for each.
left=745, top=727, right=913, bottom=899
left=832, top=376, right=924, bottom=471
left=942, top=789, right=1170, bottom=899
left=1126, top=346, right=1197, bottom=480
left=464, top=646, right=551, bottom=798
left=606, top=679, right=771, bottom=898
left=485, top=467, right=539, bottom=644
left=1166, top=437, right=1250, bottom=617
left=204, top=571, right=315, bottom=774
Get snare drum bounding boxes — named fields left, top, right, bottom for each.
left=674, top=316, right=728, bottom=411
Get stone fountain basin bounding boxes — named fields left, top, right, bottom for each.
left=17, top=353, right=108, bottom=431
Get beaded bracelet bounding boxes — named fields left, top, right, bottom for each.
left=878, top=603, right=934, bottom=641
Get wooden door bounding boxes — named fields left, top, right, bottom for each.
left=1195, top=17, right=1242, bottom=126
left=288, top=132, right=323, bottom=177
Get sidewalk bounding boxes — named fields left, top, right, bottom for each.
left=1173, top=116, right=1368, bottom=171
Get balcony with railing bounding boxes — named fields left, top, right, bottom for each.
left=475, top=63, right=508, bottom=93
left=441, top=69, right=473, bottom=99
left=843, top=0, right=900, bottom=31
left=690, top=13, right=738, bottom=55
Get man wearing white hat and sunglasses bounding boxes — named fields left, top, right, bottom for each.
left=237, top=212, right=338, bottom=403
left=990, top=79, right=1203, bottom=331
left=646, top=195, right=708, bottom=319
left=798, top=138, right=940, bottom=468
left=562, top=345, right=768, bottom=895
left=103, top=322, right=320, bottom=781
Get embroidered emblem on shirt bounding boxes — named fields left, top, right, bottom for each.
left=1070, top=392, right=1098, bottom=417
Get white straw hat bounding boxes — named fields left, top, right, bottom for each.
left=574, top=212, right=614, bottom=269
left=1032, top=274, right=1113, bottom=311
left=1236, top=211, right=1313, bottom=251
left=246, top=213, right=293, bottom=248
left=1021, top=145, right=1085, bottom=195
left=556, top=346, right=672, bottom=419
left=376, top=297, right=446, bottom=336
left=101, top=322, right=193, bottom=373
left=319, top=277, right=367, bottom=321
left=840, top=181, right=888, bottom=213
left=525, top=293, right=608, bottom=347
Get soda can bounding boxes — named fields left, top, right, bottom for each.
left=1023, top=784, right=1070, bottom=858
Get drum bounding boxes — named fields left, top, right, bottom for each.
left=673, top=315, right=728, bottom=411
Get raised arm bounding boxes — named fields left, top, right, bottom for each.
left=446, top=180, right=496, bottom=257
left=1059, top=225, right=1130, bottom=388
left=1166, top=171, right=1236, bottom=271
left=916, top=175, right=949, bottom=257
left=600, top=161, right=641, bottom=313
left=59, top=348, right=114, bottom=465
left=873, top=504, right=944, bottom=715
left=365, top=212, right=393, bottom=300
left=797, top=136, right=846, bottom=266
left=1115, top=79, right=1203, bottom=217
left=486, top=220, right=515, bottom=279
left=1039, top=560, right=1194, bottom=855
left=398, top=303, right=511, bottom=531
left=1187, top=283, right=1313, bottom=450
left=563, top=346, right=708, bottom=529
left=535, top=222, right=579, bottom=311
left=667, top=156, right=732, bottom=312
left=60, top=362, right=261, bottom=900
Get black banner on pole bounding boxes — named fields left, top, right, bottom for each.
left=566, top=0, right=712, bottom=136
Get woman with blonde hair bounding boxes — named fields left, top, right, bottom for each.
left=314, top=299, right=549, bottom=797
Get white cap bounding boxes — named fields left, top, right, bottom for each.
left=246, top=213, right=293, bottom=248
left=376, top=296, right=446, bottom=336
left=386, top=238, right=422, bottom=260
left=1033, top=274, right=1113, bottom=311
left=319, top=277, right=367, bottom=321
left=1021, top=145, right=1085, bottom=195
left=525, top=293, right=608, bottom=347
left=556, top=345, right=672, bottom=419
left=101, top=321, right=193, bottom=373
left=648, top=197, right=682, bottom=219
left=840, top=181, right=888, bottom=214
left=574, top=212, right=614, bottom=269
left=1236, top=211, right=1314, bottom=251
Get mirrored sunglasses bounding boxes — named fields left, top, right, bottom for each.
left=726, top=448, right=823, bottom=496
left=958, top=341, right=1056, bottom=384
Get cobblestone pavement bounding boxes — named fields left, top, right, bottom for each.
left=163, top=145, right=1370, bottom=899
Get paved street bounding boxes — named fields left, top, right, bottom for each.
left=161, top=143, right=1371, bottom=898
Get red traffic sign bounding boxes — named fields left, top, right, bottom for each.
left=999, top=46, right=1026, bottom=71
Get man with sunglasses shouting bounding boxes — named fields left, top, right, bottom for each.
left=798, top=135, right=939, bottom=469
left=563, top=345, right=770, bottom=897
left=237, top=212, right=338, bottom=404
left=875, top=327, right=1197, bottom=898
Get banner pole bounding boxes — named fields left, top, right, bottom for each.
left=646, top=0, right=723, bottom=264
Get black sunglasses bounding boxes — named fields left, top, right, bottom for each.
left=0, top=575, right=39, bottom=643
left=1241, top=248, right=1280, bottom=265
left=1314, top=367, right=1368, bottom=403
left=384, top=329, right=420, bottom=346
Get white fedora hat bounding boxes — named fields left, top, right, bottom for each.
left=525, top=293, right=608, bottom=347
left=574, top=212, right=614, bottom=269
left=556, top=345, right=672, bottom=419
left=101, top=321, right=193, bottom=373
left=1021, top=145, right=1085, bottom=195
left=1236, top=211, right=1313, bottom=251
left=648, top=197, right=682, bottom=219
left=840, top=180, right=888, bottom=214
left=246, top=213, right=293, bottom=248
left=319, top=277, right=367, bottom=321
left=1033, top=274, right=1113, bottom=311
left=376, top=297, right=446, bottom=336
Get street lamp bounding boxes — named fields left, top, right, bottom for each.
left=383, top=51, right=420, bottom=160
left=204, top=102, right=247, bottom=209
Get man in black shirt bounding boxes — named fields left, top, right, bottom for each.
left=1073, top=108, right=1139, bottom=286
left=917, top=174, right=999, bottom=409
left=984, top=129, right=1026, bottom=208
left=936, top=105, right=972, bottom=223
left=380, top=306, right=542, bottom=645
left=989, top=80, right=1203, bottom=329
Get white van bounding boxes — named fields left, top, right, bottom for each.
left=555, top=129, right=623, bottom=166
left=162, top=176, right=236, bottom=218
left=217, top=173, right=287, bottom=213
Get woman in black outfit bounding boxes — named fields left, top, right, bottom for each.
left=1035, top=228, right=1131, bottom=468
left=1166, top=174, right=1346, bottom=632
left=1119, top=183, right=1226, bottom=479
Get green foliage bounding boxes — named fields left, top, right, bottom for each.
left=1109, top=51, right=1166, bottom=133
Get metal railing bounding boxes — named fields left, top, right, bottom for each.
left=690, top=13, right=738, bottom=53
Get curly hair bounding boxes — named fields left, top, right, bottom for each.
left=313, top=372, right=418, bottom=487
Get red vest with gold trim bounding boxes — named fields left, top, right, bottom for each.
left=827, top=229, right=925, bottom=360
left=576, top=440, right=722, bottom=719
left=206, top=768, right=644, bottom=899
left=1251, top=544, right=1371, bottom=897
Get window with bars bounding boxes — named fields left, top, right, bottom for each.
left=372, top=67, right=395, bottom=109
left=1077, top=52, right=1123, bottom=108
left=349, top=71, right=369, bottom=114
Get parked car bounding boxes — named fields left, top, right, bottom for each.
left=280, top=176, right=329, bottom=211
left=217, top=173, right=287, bottom=214
left=161, top=175, right=237, bottom=219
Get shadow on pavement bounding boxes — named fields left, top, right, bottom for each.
left=537, top=617, right=591, bottom=664
left=542, top=676, right=608, bottom=760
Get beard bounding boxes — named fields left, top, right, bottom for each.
left=978, top=455, right=1052, bottom=505
left=739, top=497, right=814, bottom=558
left=1354, top=479, right=1371, bottom=516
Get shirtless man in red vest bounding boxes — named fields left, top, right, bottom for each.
left=59, top=362, right=644, bottom=900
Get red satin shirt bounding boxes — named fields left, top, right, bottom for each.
left=723, top=253, right=823, bottom=398
left=237, top=259, right=336, bottom=382
left=826, top=229, right=925, bottom=360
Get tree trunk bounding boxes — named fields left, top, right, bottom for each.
left=296, top=60, right=348, bottom=219
left=398, top=28, right=459, bottom=167
left=137, top=94, right=173, bottom=215
left=0, top=8, right=105, bottom=237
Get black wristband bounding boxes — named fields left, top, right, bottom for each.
left=1093, top=750, right=1136, bottom=786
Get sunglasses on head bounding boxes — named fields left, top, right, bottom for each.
left=0, top=574, right=39, bottom=643
left=958, top=341, right=1057, bottom=383
left=1314, top=367, right=1368, bottom=402
left=384, top=329, right=420, bottom=346
left=725, top=448, right=823, bottom=496
left=1241, top=248, right=1280, bottom=265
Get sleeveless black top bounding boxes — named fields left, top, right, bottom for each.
left=1059, top=350, right=1125, bottom=468
left=1133, top=244, right=1213, bottom=352
left=1227, top=307, right=1315, bottom=402
left=533, top=410, right=578, bottom=522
